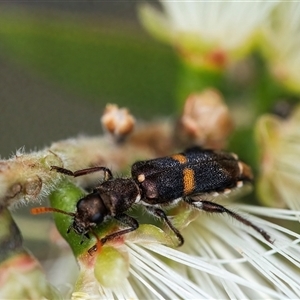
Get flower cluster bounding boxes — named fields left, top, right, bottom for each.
left=1, top=1, right=300, bottom=300
left=139, top=1, right=277, bottom=70
left=139, top=0, right=300, bottom=94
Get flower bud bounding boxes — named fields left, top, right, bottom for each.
left=101, top=104, right=135, bottom=141
left=176, top=89, right=234, bottom=149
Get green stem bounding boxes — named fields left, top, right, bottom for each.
left=252, top=56, right=289, bottom=116
left=49, top=180, right=91, bottom=257
left=175, top=61, right=224, bottom=111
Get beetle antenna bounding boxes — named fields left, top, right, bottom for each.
left=31, top=207, right=75, bottom=217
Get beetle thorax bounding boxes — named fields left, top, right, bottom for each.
left=97, top=178, right=141, bottom=216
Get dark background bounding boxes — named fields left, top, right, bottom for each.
left=0, top=1, right=178, bottom=158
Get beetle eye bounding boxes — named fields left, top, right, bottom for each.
left=90, top=212, right=104, bottom=224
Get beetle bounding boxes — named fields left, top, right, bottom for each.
left=32, top=147, right=272, bottom=249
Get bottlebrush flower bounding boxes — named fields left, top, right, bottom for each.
left=256, top=105, right=300, bottom=211
left=260, top=2, right=300, bottom=93
left=139, top=1, right=277, bottom=70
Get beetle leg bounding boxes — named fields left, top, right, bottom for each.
left=145, top=207, right=184, bottom=247
left=100, top=213, right=139, bottom=244
left=186, top=198, right=273, bottom=243
left=51, top=166, right=113, bottom=180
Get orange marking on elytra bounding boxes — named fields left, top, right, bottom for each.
left=183, top=168, right=195, bottom=195
left=172, top=154, right=187, bottom=164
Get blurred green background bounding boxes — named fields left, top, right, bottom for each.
left=0, top=1, right=178, bottom=158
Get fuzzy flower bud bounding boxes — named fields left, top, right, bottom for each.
left=101, top=104, right=135, bottom=141
left=0, top=206, right=61, bottom=299
left=0, top=150, right=63, bottom=207
left=176, top=89, right=234, bottom=149
left=256, top=104, right=300, bottom=210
